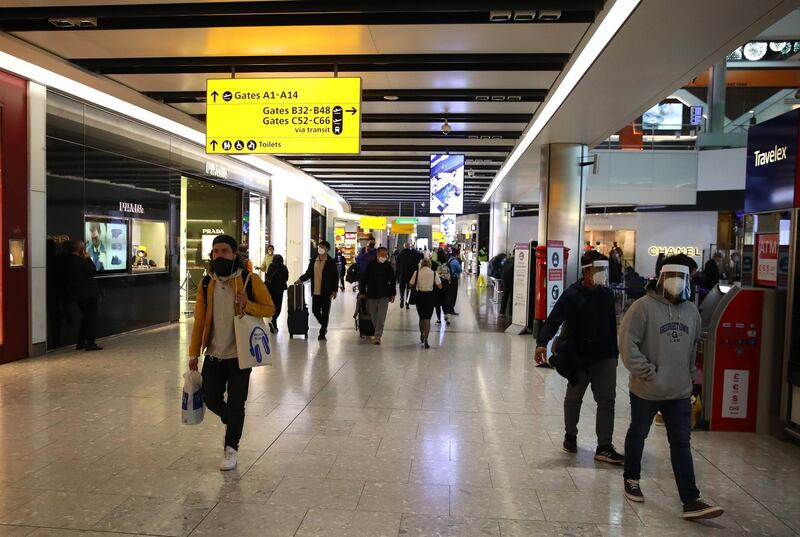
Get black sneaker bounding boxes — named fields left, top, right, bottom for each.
left=563, top=434, right=577, bottom=454
left=595, top=445, right=625, bottom=465
left=318, top=333, right=327, bottom=341
left=624, top=479, right=644, bottom=502
left=85, top=344, right=103, bottom=351
left=682, top=498, right=724, bottom=520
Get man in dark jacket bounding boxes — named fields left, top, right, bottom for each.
left=396, top=242, right=419, bottom=309
left=701, top=251, right=723, bottom=289
left=534, top=250, right=623, bottom=464
left=67, top=240, right=103, bottom=351
left=296, top=240, right=339, bottom=340
left=359, top=247, right=396, bottom=345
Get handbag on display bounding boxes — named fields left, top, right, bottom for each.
left=234, top=273, right=272, bottom=368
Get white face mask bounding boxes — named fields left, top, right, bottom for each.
left=318, top=248, right=327, bottom=255
left=664, top=277, right=686, bottom=297
left=592, top=271, right=608, bottom=287
left=377, top=256, right=387, bottom=264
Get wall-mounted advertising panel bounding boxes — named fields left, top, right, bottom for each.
left=85, top=218, right=128, bottom=273
left=744, top=109, right=799, bottom=213
left=430, top=154, right=464, bottom=214
left=642, top=103, right=684, bottom=130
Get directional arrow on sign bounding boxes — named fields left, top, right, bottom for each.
left=211, top=91, right=219, bottom=103
left=348, top=107, right=357, bottom=115
left=210, top=140, right=218, bottom=150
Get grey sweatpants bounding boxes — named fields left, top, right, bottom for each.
left=367, top=297, right=390, bottom=337
left=564, top=358, right=618, bottom=446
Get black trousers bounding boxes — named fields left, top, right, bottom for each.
left=201, top=356, right=252, bottom=451
left=500, top=282, right=513, bottom=315
left=311, top=294, right=332, bottom=333
left=447, top=277, right=460, bottom=313
left=77, top=297, right=98, bottom=346
left=269, top=289, right=284, bottom=325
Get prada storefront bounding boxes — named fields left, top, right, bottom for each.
left=46, top=92, right=269, bottom=350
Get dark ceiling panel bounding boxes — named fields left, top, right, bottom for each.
left=145, top=88, right=548, bottom=104
left=362, top=130, right=522, bottom=139
left=73, top=53, right=570, bottom=75
left=1, top=1, right=601, bottom=31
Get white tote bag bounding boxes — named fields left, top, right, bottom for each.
left=181, top=370, right=204, bottom=425
left=234, top=273, right=272, bottom=369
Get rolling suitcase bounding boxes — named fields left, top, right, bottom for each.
left=287, top=284, right=309, bottom=339
left=355, top=298, right=375, bottom=338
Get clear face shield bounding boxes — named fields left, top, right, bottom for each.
left=657, top=264, right=692, bottom=302
left=583, top=260, right=610, bottom=287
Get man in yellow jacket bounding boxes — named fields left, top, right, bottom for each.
left=189, top=235, right=274, bottom=471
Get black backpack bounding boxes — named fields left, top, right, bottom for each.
left=345, top=263, right=360, bottom=283
left=202, top=270, right=256, bottom=303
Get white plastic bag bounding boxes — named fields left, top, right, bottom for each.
left=181, top=370, right=204, bottom=425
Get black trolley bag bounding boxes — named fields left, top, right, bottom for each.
left=354, top=297, right=375, bottom=338
left=287, top=283, right=309, bottom=339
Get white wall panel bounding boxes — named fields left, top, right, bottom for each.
left=697, top=147, right=746, bottom=191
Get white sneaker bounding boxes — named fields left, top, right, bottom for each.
left=220, top=446, right=238, bottom=471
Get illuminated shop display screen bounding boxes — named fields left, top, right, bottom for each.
left=85, top=218, right=128, bottom=273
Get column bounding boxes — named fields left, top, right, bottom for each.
left=538, top=143, right=588, bottom=282
left=489, top=201, right=510, bottom=258
left=706, top=61, right=726, bottom=135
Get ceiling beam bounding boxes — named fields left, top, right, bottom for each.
left=73, top=53, right=570, bottom=75
left=0, top=1, right=601, bottom=31
left=285, top=156, right=506, bottom=163
left=362, top=130, right=522, bottom=139
left=146, top=88, right=548, bottom=103
left=192, top=112, right=533, bottom=123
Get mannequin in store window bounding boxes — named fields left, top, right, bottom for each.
left=132, top=246, right=151, bottom=270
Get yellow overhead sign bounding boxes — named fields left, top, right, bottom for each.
left=205, top=77, right=361, bottom=154
left=360, top=216, right=387, bottom=231
left=433, top=231, right=446, bottom=242
left=391, top=223, right=415, bottom=234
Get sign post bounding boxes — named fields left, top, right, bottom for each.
left=506, top=242, right=532, bottom=335
left=206, top=78, right=361, bottom=154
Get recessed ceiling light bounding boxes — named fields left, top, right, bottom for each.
left=383, top=95, right=399, bottom=101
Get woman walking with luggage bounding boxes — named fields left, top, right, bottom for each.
left=408, top=257, right=442, bottom=348
left=265, top=254, right=289, bottom=333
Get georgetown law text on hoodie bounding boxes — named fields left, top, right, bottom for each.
left=619, top=288, right=701, bottom=401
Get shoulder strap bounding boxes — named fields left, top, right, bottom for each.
left=201, top=275, right=212, bottom=303
left=242, top=270, right=256, bottom=302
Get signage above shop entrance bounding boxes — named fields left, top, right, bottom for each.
left=205, top=78, right=361, bottom=155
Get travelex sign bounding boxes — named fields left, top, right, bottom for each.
left=753, top=145, right=788, bottom=167
left=648, top=246, right=701, bottom=257
left=744, top=108, right=799, bottom=213
left=205, top=78, right=361, bottom=154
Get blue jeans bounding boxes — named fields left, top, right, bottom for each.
left=623, top=392, right=700, bottom=505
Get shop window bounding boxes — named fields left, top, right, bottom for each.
left=131, top=219, right=168, bottom=272
left=85, top=218, right=128, bottom=273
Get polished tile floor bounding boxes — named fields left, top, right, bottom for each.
left=1, top=281, right=799, bottom=536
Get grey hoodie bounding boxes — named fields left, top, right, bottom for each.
left=619, top=289, right=701, bottom=401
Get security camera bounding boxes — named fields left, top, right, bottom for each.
left=441, top=119, right=452, bottom=135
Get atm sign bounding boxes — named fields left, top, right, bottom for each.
left=755, top=233, right=778, bottom=287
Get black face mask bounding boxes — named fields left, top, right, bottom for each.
left=212, top=257, right=239, bottom=277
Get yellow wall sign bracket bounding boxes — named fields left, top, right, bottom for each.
left=206, top=77, right=361, bottom=154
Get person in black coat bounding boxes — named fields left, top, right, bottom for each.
left=701, top=252, right=723, bottom=289
left=534, top=250, right=623, bottom=464
left=359, top=247, right=397, bottom=345
left=66, top=240, right=103, bottom=351
left=296, top=241, right=339, bottom=340
left=265, top=254, right=289, bottom=333
left=500, top=255, right=514, bottom=317
left=334, top=248, right=347, bottom=291
left=395, top=243, right=419, bottom=309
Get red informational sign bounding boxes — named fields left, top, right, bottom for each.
left=710, top=289, right=763, bottom=432
left=755, top=233, right=778, bottom=287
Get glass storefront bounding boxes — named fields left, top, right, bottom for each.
left=179, top=176, right=242, bottom=311
left=46, top=91, right=267, bottom=349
